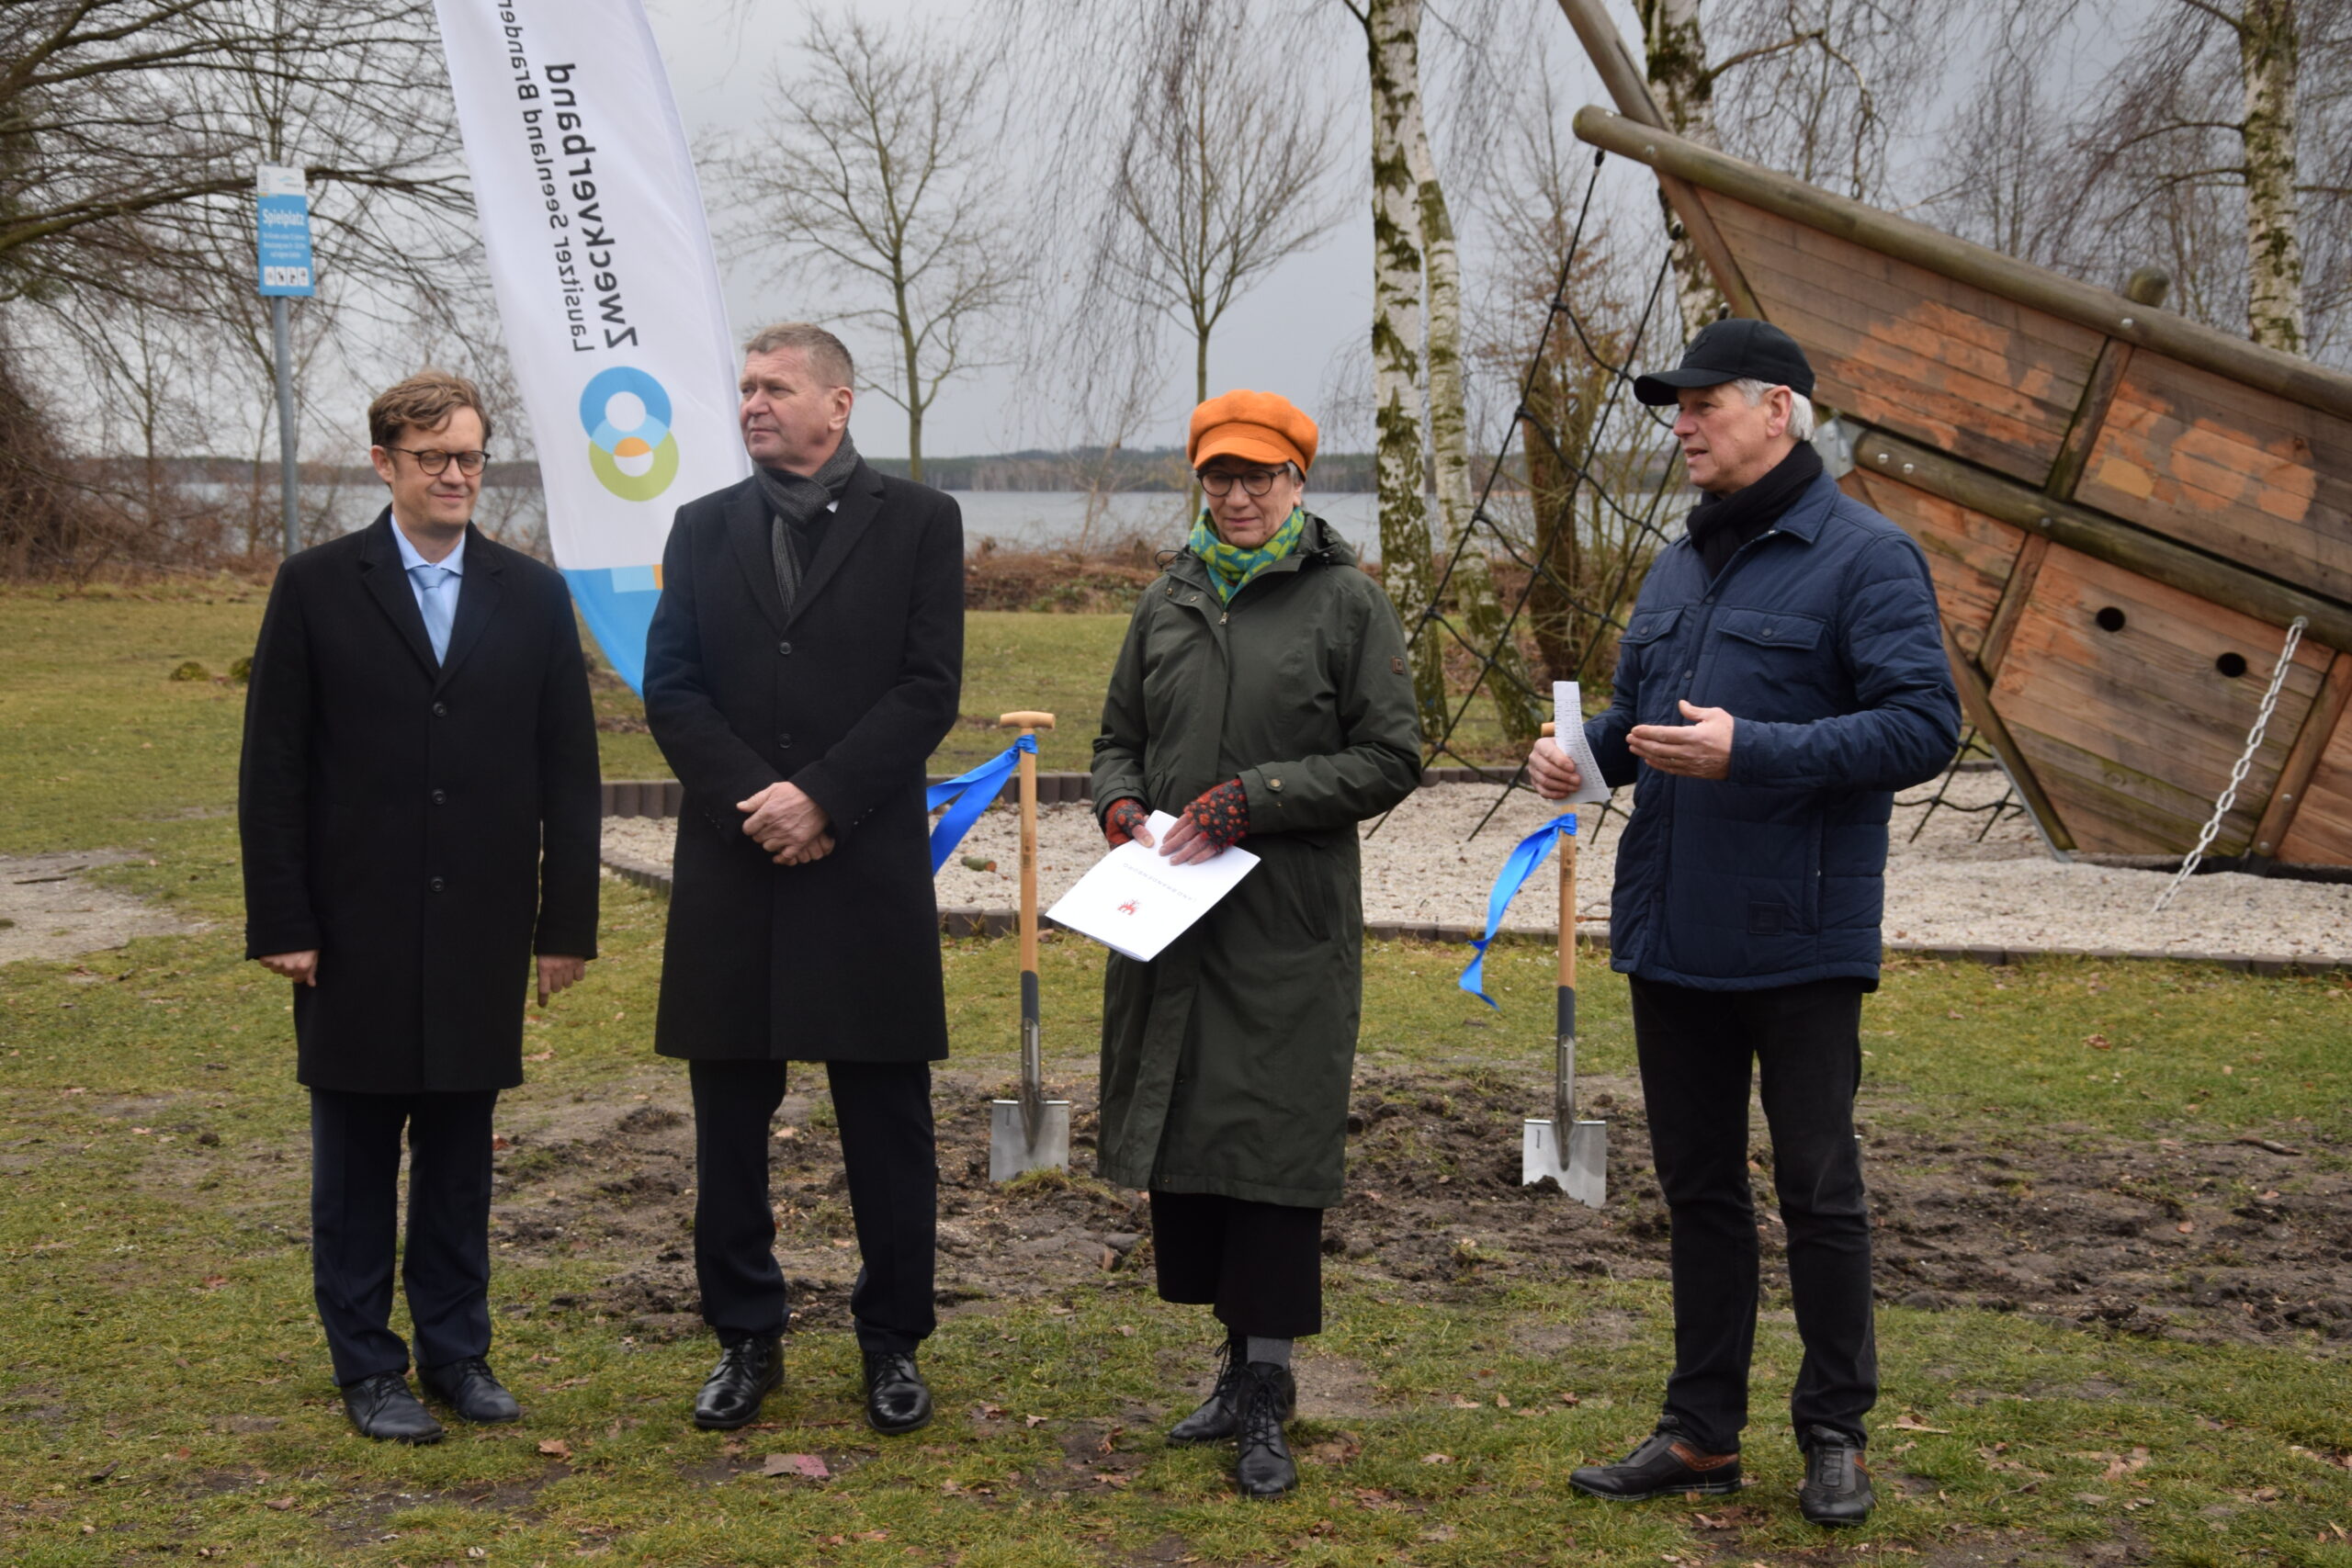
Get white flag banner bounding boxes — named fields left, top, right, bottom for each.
left=431, top=0, right=747, bottom=690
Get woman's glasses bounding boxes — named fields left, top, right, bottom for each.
left=1197, top=467, right=1283, bottom=498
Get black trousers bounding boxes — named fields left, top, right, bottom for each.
left=689, top=1058, right=936, bottom=1355
left=309, top=1087, right=498, bottom=1387
left=1149, top=1190, right=1323, bottom=1339
left=1629, top=976, right=1875, bottom=1454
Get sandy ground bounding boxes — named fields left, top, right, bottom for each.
left=0, top=852, right=203, bottom=964
left=603, top=772, right=2352, bottom=961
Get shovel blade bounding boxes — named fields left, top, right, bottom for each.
left=989, top=1098, right=1071, bottom=1183
left=1566, top=1118, right=1607, bottom=1209
left=1522, top=1117, right=1607, bottom=1208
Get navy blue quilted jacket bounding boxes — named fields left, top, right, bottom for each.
left=1586, top=470, right=1960, bottom=990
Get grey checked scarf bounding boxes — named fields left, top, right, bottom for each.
left=755, top=430, right=861, bottom=617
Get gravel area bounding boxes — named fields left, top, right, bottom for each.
left=602, top=770, right=2352, bottom=960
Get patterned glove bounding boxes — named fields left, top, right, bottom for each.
left=1175, top=778, right=1251, bottom=851
left=1102, top=796, right=1150, bottom=848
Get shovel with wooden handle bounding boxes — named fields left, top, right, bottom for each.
left=1523, top=721, right=1606, bottom=1206
left=989, top=710, right=1072, bottom=1182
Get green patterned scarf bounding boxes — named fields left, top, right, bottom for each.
left=1189, top=505, right=1306, bottom=604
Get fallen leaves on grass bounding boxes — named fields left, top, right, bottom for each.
left=1692, top=1505, right=1770, bottom=1529
left=1892, top=1413, right=1951, bottom=1433
left=537, top=1438, right=572, bottom=1460
left=1420, top=1452, right=1452, bottom=1465
left=2085, top=1033, right=2112, bottom=1050
left=264, top=1496, right=295, bottom=1510
left=763, top=1453, right=828, bottom=1480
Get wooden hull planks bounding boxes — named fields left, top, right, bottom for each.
left=1571, top=104, right=2352, bottom=868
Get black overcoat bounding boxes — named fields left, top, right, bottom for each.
left=642, top=461, right=963, bottom=1062
left=237, top=511, right=602, bottom=1094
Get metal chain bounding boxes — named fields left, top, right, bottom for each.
left=2152, top=615, right=2308, bottom=912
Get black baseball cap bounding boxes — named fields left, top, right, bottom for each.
left=1633, top=317, right=1815, bottom=405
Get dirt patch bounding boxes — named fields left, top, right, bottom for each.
left=1335, top=1067, right=2352, bottom=1348
left=480, top=1066, right=2351, bottom=1351
left=0, top=852, right=200, bottom=964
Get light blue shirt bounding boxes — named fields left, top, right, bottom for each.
left=392, top=524, right=466, bottom=664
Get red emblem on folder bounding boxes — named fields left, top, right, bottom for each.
left=1116, top=900, right=1139, bottom=916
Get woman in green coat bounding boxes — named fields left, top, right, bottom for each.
left=1091, top=389, right=1421, bottom=1498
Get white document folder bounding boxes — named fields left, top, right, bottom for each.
left=1046, top=811, right=1260, bottom=962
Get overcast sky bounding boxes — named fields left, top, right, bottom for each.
left=637, top=0, right=1623, bottom=458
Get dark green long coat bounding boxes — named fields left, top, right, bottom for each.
left=1090, top=514, right=1422, bottom=1209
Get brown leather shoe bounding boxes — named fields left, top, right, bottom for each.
left=1568, top=1431, right=1742, bottom=1500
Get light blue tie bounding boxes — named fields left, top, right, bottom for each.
left=411, top=564, right=457, bottom=664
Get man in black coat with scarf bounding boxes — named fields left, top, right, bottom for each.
left=239, top=371, right=601, bottom=1442
left=642, top=321, right=963, bottom=1435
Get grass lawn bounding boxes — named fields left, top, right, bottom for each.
left=4, top=584, right=2350, bottom=1566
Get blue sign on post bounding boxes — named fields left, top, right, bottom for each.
left=255, top=164, right=315, bottom=297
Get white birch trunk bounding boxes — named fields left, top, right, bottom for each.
left=1367, top=0, right=1444, bottom=731
left=1399, top=13, right=1540, bottom=744
left=2240, top=0, right=2304, bottom=355
left=1636, top=0, right=1731, bottom=336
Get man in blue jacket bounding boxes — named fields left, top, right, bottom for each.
left=1529, top=319, right=1958, bottom=1527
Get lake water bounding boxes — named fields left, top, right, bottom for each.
left=304, top=484, right=1384, bottom=560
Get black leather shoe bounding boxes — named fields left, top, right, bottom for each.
left=1231, top=1361, right=1298, bottom=1500
left=1798, top=1427, right=1873, bottom=1526
left=693, top=1336, right=783, bottom=1430
left=420, top=1357, right=522, bottom=1424
left=862, top=1350, right=933, bottom=1436
left=343, top=1372, right=444, bottom=1444
left=1568, top=1430, right=1742, bottom=1501
left=1168, top=1339, right=1246, bottom=1446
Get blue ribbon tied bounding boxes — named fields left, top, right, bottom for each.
left=1458, top=813, right=1579, bottom=1008
left=925, top=733, right=1037, bottom=873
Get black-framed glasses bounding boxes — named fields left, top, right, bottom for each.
left=1198, top=467, right=1284, bottom=498
left=388, top=446, right=490, bottom=477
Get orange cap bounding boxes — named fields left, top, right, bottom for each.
left=1187, top=389, right=1318, bottom=475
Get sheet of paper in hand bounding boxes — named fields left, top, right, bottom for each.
left=1553, top=682, right=1611, bottom=806
left=1046, top=812, right=1260, bottom=962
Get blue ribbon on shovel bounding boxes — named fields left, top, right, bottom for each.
left=1458, top=812, right=1579, bottom=1008
left=925, top=733, right=1037, bottom=873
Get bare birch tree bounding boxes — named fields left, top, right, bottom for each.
left=719, top=8, right=1023, bottom=482
left=1352, top=0, right=1446, bottom=730
left=1927, top=0, right=2346, bottom=361
left=1385, top=0, right=1540, bottom=743
left=1101, top=0, right=1346, bottom=413
left=1632, top=0, right=1732, bottom=333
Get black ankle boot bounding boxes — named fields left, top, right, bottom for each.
left=1230, top=1361, right=1298, bottom=1500
left=1167, top=1338, right=1245, bottom=1446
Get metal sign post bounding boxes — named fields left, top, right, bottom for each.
left=255, top=164, right=316, bottom=559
